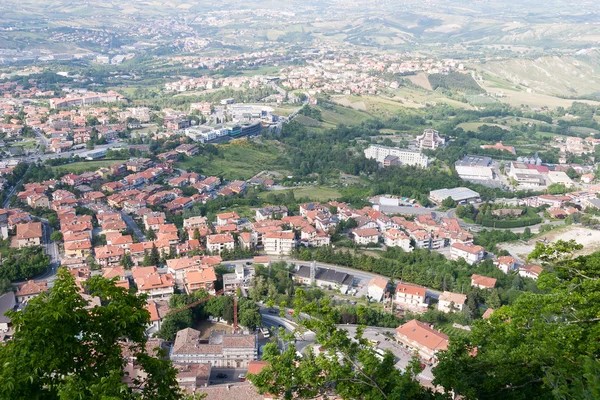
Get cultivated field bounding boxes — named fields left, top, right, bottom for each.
left=51, top=160, right=127, bottom=174
left=260, top=186, right=342, bottom=202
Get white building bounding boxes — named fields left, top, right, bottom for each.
left=364, top=145, right=429, bottom=168
left=264, top=231, right=296, bottom=255
left=437, top=291, right=467, bottom=313
left=395, top=282, right=427, bottom=309
left=450, top=243, right=485, bottom=265
left=352, top=228, right=380, bottom=245
left=455, top=155, right=494, bottom=181
left=206, top=234, right=235, bottom=253
left=383, top=229, right=413, bottom=252
left=367, top=277, right=389, bottom=302
left=416, top=129, right=445, bottom=150
left=518, top=264, right=543, bottom=280
left=171, top=328, right=258, bottom=368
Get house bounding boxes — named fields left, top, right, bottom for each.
left=64, top=239, right=93, bottom=258
left=239, top=232, right=257, bottom=250
left=184, top=267, right=217, bottom=295
left=15, top=280, right=48, bottom=303
left=395, top=282, right=427, bottom=310
left=170, top=328, right=258, bottom=368
left=15, top=222, right=43, bottom=248
left=395, top=319, right=449, bottom=363
left=519, top=264, right=544, bottom=280
left=351, top=228, right=379, bottom=245
left=264, top=231, right=296, bottom=256
left=581, top=173, right=595, bottom=184
left=206, top=234, right=235, bottom=253
left=255, top=206, right=289, bottom=221
left=367, top=277, right=389, bottom=302
left=27, top=194, right=50, bottom=209
left=95, top=245, right=125, bottom=267
left=482, top=308, right=494, bottom=319
left=132, top=266, right=175, bottom=299
left=174, top=363, right=212, bottom=392
left=494, top=256, right=517, bottom=274
left=175, top=144, right=199, bottom=156
left=437, top=291, right=467, bottom=313
left=471, top=274, right=497, bottom=289
left=383, top=229, right=412, bottom=252
left=223, top=265, right=255, bottom=294
left=450, top=243, right=485, bottom=265
left=216, top=212, right=240, bottom=226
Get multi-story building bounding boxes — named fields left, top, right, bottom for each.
left=364, top=145, right=429, bottom=168
left=383, top=229, right=412, bottom=252
left=264, top=231, right=296, bottom=255
left=395, top=282, right=427, bottom=309
left=416, top=129, right=445, bottom=150
left=437, top=291, right=467, bottom=313
left=15, top=222, right=43, bottom=248
left=395, top=319, right=449, bottom=363
left=450, top=243, right=485, bottom=265
left=351, top=228, right=380, bottom=245
left=206, top=234, right=235, bottom=253
left=170, top=328, right=258, bottom=368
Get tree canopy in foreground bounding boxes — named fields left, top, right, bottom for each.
left=0, top=268, right=183, bottom=400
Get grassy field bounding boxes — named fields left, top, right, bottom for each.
left=438, top=323, right=471, bottom=339
left=260, top=186, right=342, bottom=202
left=51, top=159, right=127, bottom=174
left=176, top=141, right=284, bottom=181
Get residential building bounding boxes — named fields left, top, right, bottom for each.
left=16, top=222, right=43, bottom=248
left=184, top=268, right=217, bottom=295
left=170, top=328, right=258, bottom=368
left=450, top=243, right=485, bottom=265
left=255, top=206, right=289, bottom=221
left=132, top=266, right=175, bottom=299
left=471, top=274, right=497, bottom=289
left=206, top=234, right=235, bottom=253
left=437, top=291, right=467, bottom=313
left=264, top=231, right=296, bottom=255
left=367, top=277, right=389, bottom=302
left=383, top=229, right=412, bottom=252
left=494, top=256, right=517, bottom=274
left=395, top=319, right=449, bottom=363
left=518, top=264, right=543, bottom=280
left=0, top=292, right=16, bottom=334
left=395, top=282, right=427, bottom=309
left=351, top=228, right=379, bottom=245
left=15, top=280, right=48, bottom=303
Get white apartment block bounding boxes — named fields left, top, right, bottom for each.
left=264, top=231, right=296, bottom=255
left=364, top=145, right=429, bottom=168
left=450, top=243, right=485, bottom=265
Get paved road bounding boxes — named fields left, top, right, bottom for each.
left=121, top=211, right=147, bottom=242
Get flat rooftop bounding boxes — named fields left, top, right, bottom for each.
left=455, top=155, right=492, bottom=167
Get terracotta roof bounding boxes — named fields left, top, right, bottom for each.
left=451, top=242, right=484, bottom=254
left=207, top=234, right=235, bottom=244
left=471, top=274, right=497, bottom=288
left=438, top=291, right=467, bottom=305
left=482, top=308, right=494, bottom=319
left=16, top=222, right=43, bottom=239
left=16, top=280, right=48, bottom=297
left=264, top=231, right=295, bottom=240
left=395, top=319, right=448, bottom=352
left=185, top=267, right=217, bottom=285
left=396, top=282, right=426, bottom=297
left=368, top=277, right=389, bottom=290
left=247, top=360, right=269, bottom=375
left=352, top=228, right=379, bottom=237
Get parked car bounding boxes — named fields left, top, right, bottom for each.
left=216, top=373, right=228, bottom=379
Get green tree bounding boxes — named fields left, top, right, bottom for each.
left=248, top=295, right=442, bottom=400
left=146, top=228, right=157, bottom=241
left=434, top=243, right=600, bottom=399
left=50, top=231, right=63, bottom=242
left=120, top=252, right=134, bottom=269
left=441, top=197, right=457, bottom=209
left=0, top=269, right=182, bottom=399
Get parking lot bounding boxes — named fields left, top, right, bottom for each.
left=209, top=368, right=248, bottom=385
